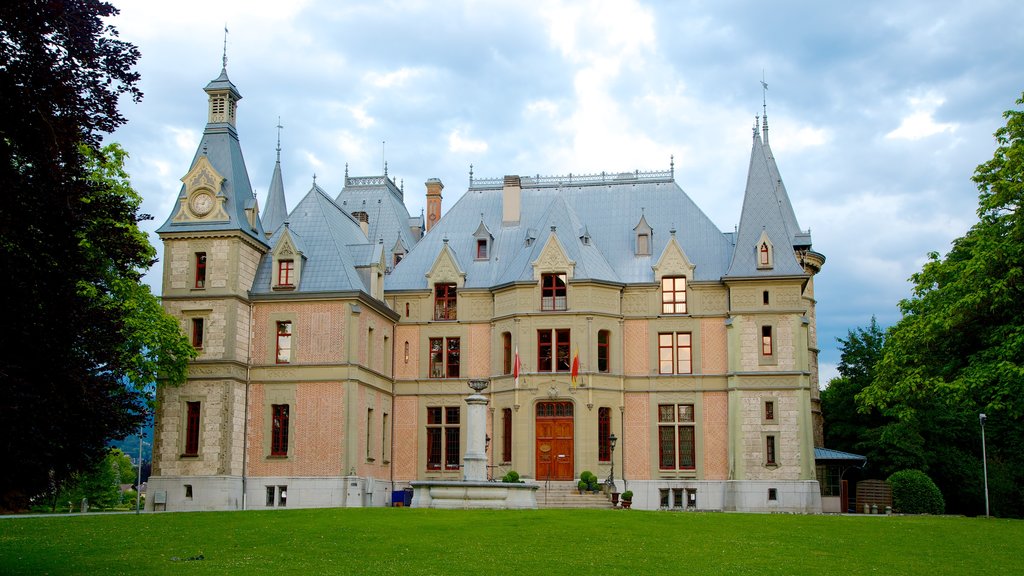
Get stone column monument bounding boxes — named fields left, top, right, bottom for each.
left=462, top=379, right=489, bottom=482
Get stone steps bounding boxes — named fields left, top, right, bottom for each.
left=531, top=481, right=615, bottom=509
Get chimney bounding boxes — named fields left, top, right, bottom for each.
left=502, top=175, right=521, bottom=226
left=425, top=178, right=444, bottom=232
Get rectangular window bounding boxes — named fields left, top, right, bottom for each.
left=661, top=276, right=687, bottom=314
left=434, top=283, right=457, bottom=320
left=598, top=407, right=611, bottom=462
left=766, top=435, right=777, bottom=466
left=278, top=259, right=294, bottom=286
left=597, top=330, right=610, bottom=373
left=540, top=273, right=567, bottom=311
left=426, top=406, right=461, bottom=471
left=195, top=253, right=206, bottom=288
left=278, top=486, right=287, bottom=507
left=366, top=408, right=374, bottom=461
left=476, top=239, right=488, bottom=259
left=637, top=233, right=650, bottom=255
left=266, top=486, right=275, bottom=507
left=502, top=407, right=512, bottom=463
left=537, top=329, right=570, bottom=372
left=382, top=412, right=390, bottom=463
left=762, top=326, right=773, bottom=356
left=191, top=318, right=204, bottom=349
left=502, top=332, right=512, bottom=375
left=276, top=321, right=292, bottom=364
left=428, top=337, right=460, bottom=378
left=765, top=400, right=775, bottom=422
left=184, top=401, right=201, bottom=456
left=271, top=404, right=289, bottom=456
left=658, top=332, right=692, bottom=374
left=658, top=403, right=695, bottom=470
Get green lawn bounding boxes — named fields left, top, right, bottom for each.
left=1, top=509, right=1020, bottom=575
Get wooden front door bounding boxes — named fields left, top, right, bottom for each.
left=536, top=401, right=574, bottom=481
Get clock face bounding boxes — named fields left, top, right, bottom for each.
left=190, top=191, right=214, bottom=217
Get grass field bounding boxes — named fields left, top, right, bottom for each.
left=1, top=509, right=1021, bottom=575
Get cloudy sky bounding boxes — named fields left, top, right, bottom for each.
left=108, top=0, right=1024, bottom=385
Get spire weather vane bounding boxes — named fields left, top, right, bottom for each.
left=276, top=117, right=283, bottom=161
left=222, top=25, right=229, bottom=70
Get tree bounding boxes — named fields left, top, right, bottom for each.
left=859, top=91, right=1024, bottom=517
left=0, top=1, right=193, bottom=510
left=54, top=449, right=136, bottom=511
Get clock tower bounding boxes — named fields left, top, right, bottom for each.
left=151, top=64, right=269, bottom=510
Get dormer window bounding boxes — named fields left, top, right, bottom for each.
left=472, top=219, right=492, bottom=261
left=476, top=239, right=488, bottom=259
left=278, top=260, right=294, bottom=287
left=633, top=212, right=653, bottom=256
left=756, top=231, right=774, bottom=270
left=541, top=273, right=567, bottom=311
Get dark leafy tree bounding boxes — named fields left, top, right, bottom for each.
left=0, top=1, right=193, bottom=511
left=859, top=91, right=1024, bottom=517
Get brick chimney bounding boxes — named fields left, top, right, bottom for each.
left=425, top=178, right=443, bottom=232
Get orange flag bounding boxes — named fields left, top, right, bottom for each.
left=513, top=346, right=520, bottom=388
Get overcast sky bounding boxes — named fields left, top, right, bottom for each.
left=108, top=0, right=1024, bottom=386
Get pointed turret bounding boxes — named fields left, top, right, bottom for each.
left=725, top=117, right=807, bottom=278
left=262, top=121, right=288, bottom=237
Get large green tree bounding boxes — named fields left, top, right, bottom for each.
left=0, top=1, right=192, bottom=510
left=859, top=92, right=1024, bottom=517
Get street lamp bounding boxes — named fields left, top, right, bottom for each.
left=980, top=413, right=990, bottom=518
left=605, top=433, right=618, bottom=491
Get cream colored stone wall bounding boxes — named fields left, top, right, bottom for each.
left=738, top=390, right=802, bottom=481
left=736, top=315, right=797, bottom=372
left=153, top=379, right=243, bottom=477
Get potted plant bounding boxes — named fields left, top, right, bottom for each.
left=620, top=490, right=633, bottom=509
left=577, top=480, right=588, bottom=494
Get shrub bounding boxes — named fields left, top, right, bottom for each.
left=580, top=471, right=595, bottom=484
left=621, top=490, right=633, bottom=501
left=501, top=470, right=522, bottom=483
left=887, top=469, right=944, bottom=515
left=577, top=480, right=588, bottom=491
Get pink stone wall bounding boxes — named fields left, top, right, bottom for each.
left=623, top=320, right=648, bottom=376
left=701, top=318, right=727, bottom=374
left=468, top=324, right=491, bottom=378
left=252, top=301, right=347, bottom=364
left=395, top=325, right=419, bottom=380
left=392, top=396, right=419, bottom=481
left=623, top=392, right=650, bottom=479
left=702, top=391, right=729, bottom=480
left=247, top=382, right=345, bottom=477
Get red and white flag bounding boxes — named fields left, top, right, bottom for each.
left=513, top=346, right=520, bottom=388
left=571, top=347, right=580, bottom=387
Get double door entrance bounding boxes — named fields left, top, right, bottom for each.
left=535, top=401, right=574, bottom=481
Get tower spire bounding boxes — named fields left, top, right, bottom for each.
left=222, top=25, right=229, bottom=71
left=276, top=117, right=283, bottom=162
left=760, top=71, right=769, bottom=144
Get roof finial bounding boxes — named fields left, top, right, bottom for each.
left=275, top=117, right=283, bottom=162
left=753, top=116, right=760, bottom=140
left=222, top=25, right=229, bottom=71
left=384, top=160, right=388, bottom=178
left=469, top=164, right=474, bottom=185
left=670, top=154, right=675, bottom=179
left=312, top=173, right=317, bottom=186
left=381, top=140, right=386, bottom=176
left=344, top=163, right=349, bottom=183
left=760, top=71, right=769, bottom=144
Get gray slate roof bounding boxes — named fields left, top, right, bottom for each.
left=336, top=175, right=419, bottom=264
left=386, top=171, right=735, bottom=290
left=252, top=183, right=374, bottom=294
left=725, top=121, right=810, bottom=278
left=814, top=447, right=867, bottom=463
left=157, top=69, right=267, bottom=244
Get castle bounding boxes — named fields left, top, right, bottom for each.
left=147, top=63, right=827, bottom=513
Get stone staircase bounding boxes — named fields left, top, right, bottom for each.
left=532, top=480, right=614, bottom=509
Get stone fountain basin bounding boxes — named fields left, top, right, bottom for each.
left=410, top=480, right=539, bottom=509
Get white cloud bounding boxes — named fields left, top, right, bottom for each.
left=348, top=104, right=376, bottom=129
left=364, top=67, right=423, bottom=89
left=886, top=93, right=958, bottom=141
left=448, top=128, right=488, bottom=154
left=770, top=124, right=830, bottom=153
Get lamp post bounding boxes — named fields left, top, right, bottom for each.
left=605, top=433, right=618, bottom=491
left=980, top=413, right=989, bottom=518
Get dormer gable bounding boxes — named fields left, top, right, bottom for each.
left=652, top=230, right=696, bottom=281
left=532, top=228, right=575, bottom=280
left=425, top=240, right=466, bottom=288
left=391, top=237, right=407, bottom=268
left=172, top=155, right=229, bottom=223
left=633, top=212, right=653, bottom=256
left=472, top=219, right=493, bottom=260
left=756, top=229, right=775, bottom=270
left=271, top=223, right=306, bottom=290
